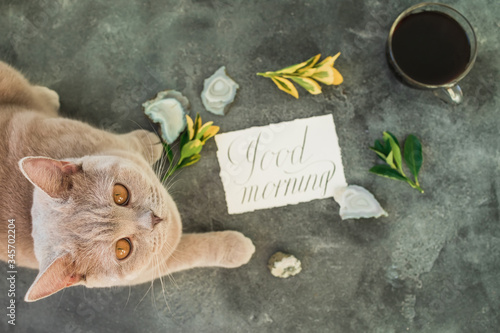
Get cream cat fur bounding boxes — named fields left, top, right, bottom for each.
left=0, top=61, right=255, bottom=302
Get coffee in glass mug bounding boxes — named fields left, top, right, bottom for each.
left=387, top=3, right=477, bottom=104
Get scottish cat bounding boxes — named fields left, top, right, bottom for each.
left=0, top=61, right=255, bottom=302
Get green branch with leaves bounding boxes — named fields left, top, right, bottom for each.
left=369, top=132, right=424, bottom=193
left=257, top=53, right=343, bottom=98
left=162, top=113, right=219, bottom=181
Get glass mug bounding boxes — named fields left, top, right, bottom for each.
left=387, top=3, right=477, bottom=104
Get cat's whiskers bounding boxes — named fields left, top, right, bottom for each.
left=160, top=240, right=185, bottom=265
left=161, top=260, right=179, bottom=292
left=129, top=119, right=155, bottom=155
left=122, top=285, right=132, bottom=311
left=165, top=177, right=185, bottom=197
left=161, top=166, right=186, bottom=199
left=150, top=282, right=158, bottom=312
left=153, top=245, right=181, bottom=301
left=153, top=157, right=163, bottom=179
left=58, top=287, right=67, bottom=306
left=134, top=277, right=154, bottom=311
left=161, top=140, right=182, bottom=183
left=157, top=245, right=180, bottom=288
left=148, top=248, right=166, bottom=311
left=152, top=143, right=167, bottom=179
left=150, top=260, right=157, bottom=311
left=154, top=253, right=171, bottom=311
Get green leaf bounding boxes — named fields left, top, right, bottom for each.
left=178, top=154, right=201, bottom=169
left=385, top=150, right=396, bottom=169
left=369, top=165, right=407, bottom=182
left=314, top=52, right=341, bottom=68
left=256, top=71, right=274, bottom=77
left=195, top=121, right=214, bottom=140
left=179, top=130, right=190, bottom=149
left=389, top=137, right=403, bottom=170
left=287, top=76, right=322, bottom=95
left=163, top=143, right=174, bottom=164
left=180, top=139, right=203, bottom=160
left=373, top=140, right=391, bottom=155
left=301, top=54, right=322, bottom=69
left=311, top=67, right=335, bottom=85
left=383, top=131, right=400, bottom=147
left=371, top=139, right=391, bottom=162
left=310, top=69, right=330, bottom=78
left=275, top=54, right=321, bottom=74
left=370, top=147, right=388, bottom=161
left=201, top=126, right=219, bottom=143
left=404, top=134, right=423, bottom=181
left=271, top=77, right=299, bottom=99
left=373, top=139, right=390, bottom=155
left=193, top=113, right=202, bottom=138
left=369, top=131, right=425, bottom=193
left=383, top=132, right=404, bottom=174
left=296, top=67, right=317, bottom=77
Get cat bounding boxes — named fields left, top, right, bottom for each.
left=0, top=61, right=255, bottom=302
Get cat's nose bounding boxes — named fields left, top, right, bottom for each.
left=152, top=212, right=163, bottom=227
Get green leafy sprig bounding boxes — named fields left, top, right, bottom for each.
left=162, top=113, right=219, bottom=181
left=257, top=53, right=343, bottom=99
left=369, top=132, right=424, bottom=193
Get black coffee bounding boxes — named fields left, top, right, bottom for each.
left=391, top=11, right=471, bottom=85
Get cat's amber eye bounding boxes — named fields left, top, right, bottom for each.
left=113, top=184, right=129, bottom=206
left=116, top=238, right=131, bottom=260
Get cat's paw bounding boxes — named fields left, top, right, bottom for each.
left=217, top=231, right=255, bottom=268
left=130, top=130, right=163, bottom=164
left=34, top=85, right=60, bottom=114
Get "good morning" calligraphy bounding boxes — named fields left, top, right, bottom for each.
left=226, top=126, right=336, bottom=204
left=215, top=115, right=347, bottom=214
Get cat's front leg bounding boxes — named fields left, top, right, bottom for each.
left=163, top=231, right=255, bottom=274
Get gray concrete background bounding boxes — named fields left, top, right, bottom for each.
left=0, top=0, right=499, bottom=332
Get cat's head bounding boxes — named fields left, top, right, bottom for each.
left=19, top=153, right=181, bottom=302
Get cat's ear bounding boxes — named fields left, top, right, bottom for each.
left=25, top=253, right=81, bottom=302
left=19, top=157, right=81, bottom=199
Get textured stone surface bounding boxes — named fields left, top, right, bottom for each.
left=1, top=0, right=499, bottom=332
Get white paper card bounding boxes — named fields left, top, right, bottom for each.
left=215, top=115, right=347, bottom=214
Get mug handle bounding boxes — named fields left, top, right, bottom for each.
left=433, top=85, right=463, bottom=104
